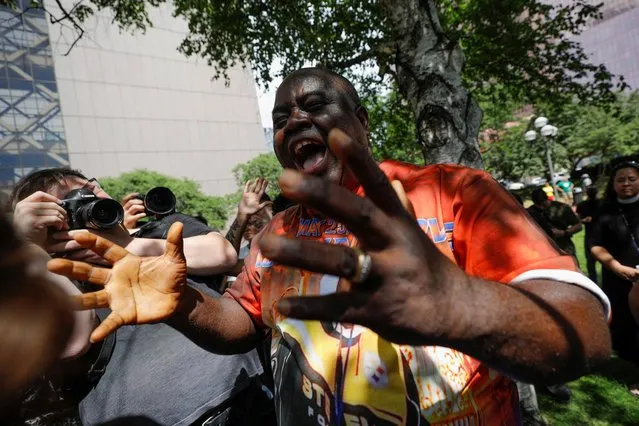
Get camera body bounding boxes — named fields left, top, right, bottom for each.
left=62, top=188, right=124, bottom=230
left=135, top=187, right=176, bottom=218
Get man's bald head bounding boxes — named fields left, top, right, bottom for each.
left=272, top=67, right=369, bottom=185
left=280, top=67, right=361, bottom=110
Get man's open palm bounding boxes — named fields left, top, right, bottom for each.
left=48, top=223, right=187, bottom=343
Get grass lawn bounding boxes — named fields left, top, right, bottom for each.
left=539, top=356, right=639, bottom=425
left=538, top=231, right=639, bottom=425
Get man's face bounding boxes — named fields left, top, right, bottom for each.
left=272, top=73, right=368, bottom=185
left=48, top=176, right=111, bottom=201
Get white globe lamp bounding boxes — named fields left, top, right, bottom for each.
left=524, top=130, right=538, bottom=142
left=534, top=116, right=549, bottom=129
left=541, top=124, right=555, bottom=137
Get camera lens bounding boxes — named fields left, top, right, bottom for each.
left=85, top=199, right=124, bottom=229
left=145, top=187, right=176, bottom=216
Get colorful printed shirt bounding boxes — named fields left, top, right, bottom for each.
left=226, top=161, right=608, bottom=426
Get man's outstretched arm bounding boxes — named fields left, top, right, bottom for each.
left=167, top=287, right=260, bottom=355
left=47, top=223, right=257, bottom=351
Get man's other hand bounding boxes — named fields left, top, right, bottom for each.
left=47, top=222, right=188, bottom=343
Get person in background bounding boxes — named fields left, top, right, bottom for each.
left=225, top=179, right=272, bottom=256
left=557, top=177, right=575, bottom=205
left=577, top=186, right=601, bottom=284
left=222, top=179, right=272, bottom=290
left=542, top=182, right=555, bottom=201
left=591, top=161, right=639, bottom=366
left=525, top=192, right=555, bottom=238
left=528, top=188, right=582, bottom=260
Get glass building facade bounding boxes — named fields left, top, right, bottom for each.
left=0, top=4, right=69, bottom=195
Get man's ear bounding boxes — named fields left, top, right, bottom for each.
left=355, top=105, right=369, bottom=132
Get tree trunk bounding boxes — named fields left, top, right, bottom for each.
left=379, top=0, right=484, bottom=168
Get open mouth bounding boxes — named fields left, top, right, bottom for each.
left=291, top=140, right=328, bottom=173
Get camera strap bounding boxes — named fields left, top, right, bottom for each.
left=87, top=324, right=116, bottom=384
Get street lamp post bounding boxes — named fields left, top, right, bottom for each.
left=525, top=117, right=559, bottom=200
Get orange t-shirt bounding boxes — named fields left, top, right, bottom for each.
left=227, top=161, right=581, bottom=426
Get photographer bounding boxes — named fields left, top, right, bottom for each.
left=13, top=171, right=235, bottom=276
left=10, top=168, right=274, bottom=426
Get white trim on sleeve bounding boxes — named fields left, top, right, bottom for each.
left=510, top=269, right=611, bottom=320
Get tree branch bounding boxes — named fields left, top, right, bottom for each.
left=325, top=42, right=394, bottom=69
left=50, top=0, right=85, bottom=56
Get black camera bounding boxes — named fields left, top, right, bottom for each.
left=62, top=188, right=124, bottom=230
left=135, top=187, right=176, bottom=218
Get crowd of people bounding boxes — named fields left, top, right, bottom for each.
left=0, top=68, right=635, bottom=426
left=523, top=164, right=639, bottom=370
left=518, top=163, right=639, bottom=417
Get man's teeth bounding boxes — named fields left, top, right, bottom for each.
left=294, top=140, right=314, bottom=156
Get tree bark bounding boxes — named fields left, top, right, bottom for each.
left=379, top=0, right=484, bottom=168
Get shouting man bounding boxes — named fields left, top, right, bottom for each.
left=52, top=69, right=611, bottom=425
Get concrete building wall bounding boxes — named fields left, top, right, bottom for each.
left=575, top=7, right=639, bottom=90
left=545, top=0, right=639, bottom=90
left=45, top=0, right=267, bottom=195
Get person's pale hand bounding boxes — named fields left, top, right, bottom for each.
left=613, top=264, right=639, bottom=282
left=238, top=179, right=270, bottom=217
left=582, top=216, right=593, bottom=224
left=258, top=129, right=468, bottom=346
left=122, top=193, right=146, bottom=229
left=47, top=222, right=188, bottom=343
left=13, top=191, right=68, bottom=246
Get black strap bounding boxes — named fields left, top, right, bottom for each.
left=87, top=329, right=116, bottom=384
left=619, top=208, right=639, bottom=257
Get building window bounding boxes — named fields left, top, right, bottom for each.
left=0, top=4, right=69, bottom=194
